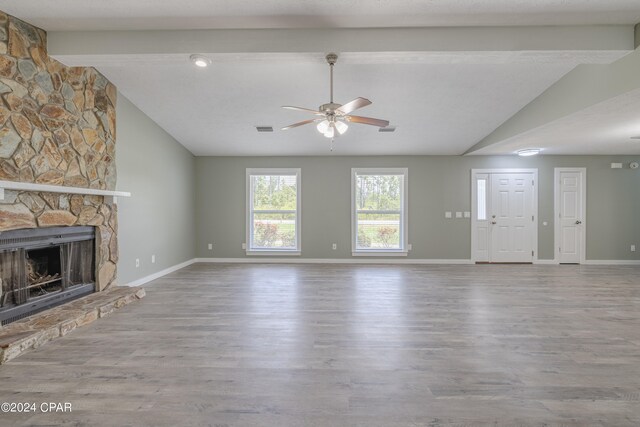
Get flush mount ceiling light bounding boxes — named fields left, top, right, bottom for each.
left=517, top=148, right=541, bottom=157
left=190, top=54, right=211, bottom=68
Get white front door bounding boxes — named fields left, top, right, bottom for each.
left=557, top=170, right=585, bottom=263
left=489, top=173, right=535, bottom=263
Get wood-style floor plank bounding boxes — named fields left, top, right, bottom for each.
left=0, top=263, right=639, bottom=426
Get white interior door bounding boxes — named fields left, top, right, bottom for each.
left=489, top=173, right=535, bottom=263
left=556, top=169, right=585, bottom=264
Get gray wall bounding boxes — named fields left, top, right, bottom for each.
left=195, top=155, right=640, bottom=261
left=116, top=94, right=196, bottom=283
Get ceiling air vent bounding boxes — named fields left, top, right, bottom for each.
left=255, top=126, right=273, bottom=133
left=379, top=126, right=396, bottom=133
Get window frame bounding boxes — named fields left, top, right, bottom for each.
left=351, top=167, right=408, bottom=256
left=246, top=168, right=301, bottom=256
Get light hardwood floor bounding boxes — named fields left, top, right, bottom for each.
left=0, top=263, right=639, bottom=426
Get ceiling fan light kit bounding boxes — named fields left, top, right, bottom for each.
left=281, top=53, right=390, bottom=147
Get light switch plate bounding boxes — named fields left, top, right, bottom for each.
left=445, top=211, right=452, bottom=219
left=463, top=211, right=471, bottom=218
left=611, top=163, right=623, bottom=169
left=455, top=212, right=463, bottom=218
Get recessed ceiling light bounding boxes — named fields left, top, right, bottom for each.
left=190, top=54, right=211, bottom=68
left=517, top=148, right=540, bottom=157
left=255, top=126, right=273, bottom=133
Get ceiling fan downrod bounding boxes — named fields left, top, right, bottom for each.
left=327, top=53, right=338, bottom=104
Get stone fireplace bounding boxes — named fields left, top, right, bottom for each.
left=0, top=10, right=144, bottom=363
left=0, top=10, right=119, bottom=327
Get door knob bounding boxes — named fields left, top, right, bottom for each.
left=491, top=221, right=497, bottom=225
left=575, top=220, right=582, bottom=225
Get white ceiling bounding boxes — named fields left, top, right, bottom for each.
left=473, top=89, right=640, bottom=156
left=96, top=59, right=577, bottom=155
left=2, top=0, right=640, bottom=30
left=3, top=0, right=640, bottom=156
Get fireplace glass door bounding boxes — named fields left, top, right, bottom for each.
left=0, top=226, right=96, bottom=324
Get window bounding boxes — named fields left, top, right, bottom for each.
left=352, top=168, right=408, bottom=256
left=246, top=168, right=301, bottom=255
left=477, top=178, right=487, bottom=220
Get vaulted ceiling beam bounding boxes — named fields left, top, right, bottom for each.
left=48, top=25, right=633, bottom=67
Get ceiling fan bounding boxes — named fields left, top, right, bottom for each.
left=281, top=53, right=389, bottom=140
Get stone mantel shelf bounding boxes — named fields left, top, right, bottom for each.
left=0, top=180, right=131, bottom=203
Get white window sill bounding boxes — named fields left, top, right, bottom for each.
left=246, top=250, right=301, bottom=256
left=352, top=251, right=408, bottom=257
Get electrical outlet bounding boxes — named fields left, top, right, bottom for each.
left=151, top=255, right=156, bottom=263
left=463, top=211, right=471, bottom=218
left=135, top=258, right=140, bottom=268
left=332, top=243, right=337, bottom=250
left=242, top=243, right=246, bottom=250
left=207, top=243, right=213, bottom=250
left=445, top=211, right=452, bottom=219
left=455, top=212, right=463, bottom=218
left=632, top=245, right=636, bottom=252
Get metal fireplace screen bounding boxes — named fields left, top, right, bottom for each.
left=0, top=226, right=96, bottom=325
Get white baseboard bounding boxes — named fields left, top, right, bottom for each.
left=582, top=260, right=640, bottom=265
left=194, top=257, right=474, bottom=265
left=121, top=257, right=640, bottom=288
left=195, top=258, right=640, bottom=266
left=539, top=259, right=640, bottom=265
left=122, top=259, right=197, bottom=287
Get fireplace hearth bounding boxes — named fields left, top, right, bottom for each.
left=0, top=227, right=96, bottom=325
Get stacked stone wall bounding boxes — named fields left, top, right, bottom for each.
left=0, top=11, right=118, bottom=290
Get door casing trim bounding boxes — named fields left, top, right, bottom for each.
left=471, top=168, right=539, bottom=263
left=554, top=167, right=587, bottom=265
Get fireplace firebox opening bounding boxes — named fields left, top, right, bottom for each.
left=0, top=226, right=96, bottom=325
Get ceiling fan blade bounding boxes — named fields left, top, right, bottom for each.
left=282, top=106, right=324, bottom=115
left=345, top=115, right=389, bottom=128
left=281, top=119, right=320, bottom=131
left=336, top=97, right=372, bottom=115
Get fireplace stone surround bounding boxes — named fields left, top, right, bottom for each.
left=0, top=10, right=142, bottom=361
left=0, top=9, right=121, bottom=328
